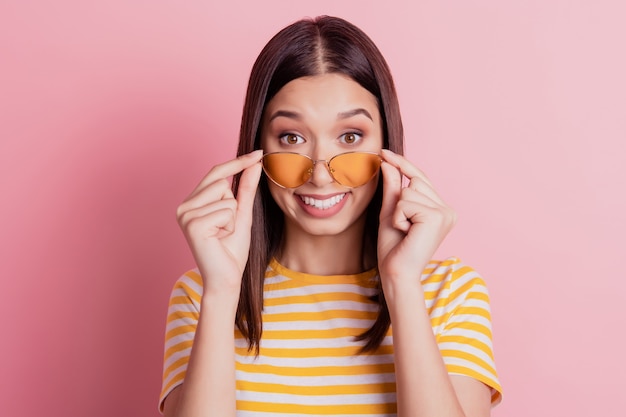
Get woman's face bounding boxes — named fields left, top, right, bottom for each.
left=260, top=73, right=384, bottom=239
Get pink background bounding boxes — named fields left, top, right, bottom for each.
left=1, top=1, right=624, bottom=416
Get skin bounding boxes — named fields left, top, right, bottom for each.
left=166, top=73, right=492, bottom=417
left=260, top=74, right=383, bottom=274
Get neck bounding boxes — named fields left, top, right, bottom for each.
left=276, top=218, right=375, bottom=276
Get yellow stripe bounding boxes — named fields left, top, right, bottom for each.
left=177, top=280, right=202, bottom=302
left=421, top=272, right=449, bottom=286
left=164, top=340, right=193, bottom=359
left=236, top=381, right=396, bottom=395
left=267, top=259, right=379, bottom=286
left=427, top=298, right=452, bottom=314
left=166, top=310, right=198, bottom=323
left=467, top=291, right=489, bottom=302
left=440, top=349, right=498, bottom=377
left=429, top=311, right=454, bottom=328
left=163, top=356, right=189, bottom=380
left=264, top=292, right=376, bottom=306
left=444, top=321, right=493, bottom=339
left=262, top=328, right=370, bottom=339
left=236, top=344, right=394, bottom=358
left=264, top=310, right=377, bottom=322
left=448, top=278, right=485, bottom=304
left=264, top=277, right=379, bottom=290
left=169, top=294, right=200, bottom=306
left=235, top=362, right=395, bottom=376
left=453, top=306, right=491, bottom=320
left=165, top=324, right=197, bottom=340
left=183, top=270, right=203, bottom=285
left=160, top=370, right=186, bottom=397
left=237, top=400, right=396, bottom=414
left=422, top=257, right=458, bottom=274
left=437, top=335, right=495, bottom=361
left=447, top=364, right=502, bottom=397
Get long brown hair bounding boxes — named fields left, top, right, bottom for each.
left=232, top=15, right=404, bottom=353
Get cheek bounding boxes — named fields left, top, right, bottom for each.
left=362, top=174, right=382, bottom=206
left=267, top=182, right=290, bottom=209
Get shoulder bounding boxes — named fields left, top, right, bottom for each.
left=421, top=257, right=491, bottom=312
left=423, top=257, right=488, bottom=293
left=168, top=269, right=204, bottom=310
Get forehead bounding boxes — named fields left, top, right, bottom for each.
left=264, top=73, right=380, bottom=120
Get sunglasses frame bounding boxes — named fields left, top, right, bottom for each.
left=261, top=151, right=382, bottom=189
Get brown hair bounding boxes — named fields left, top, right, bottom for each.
left=232, top=15, right=404, bottom=353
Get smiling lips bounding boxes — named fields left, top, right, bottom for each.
left=300, top=193, right=346, bottom=210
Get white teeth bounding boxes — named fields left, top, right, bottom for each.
left=301, top=194, right=346, bottom=210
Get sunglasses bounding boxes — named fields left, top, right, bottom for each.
left=262, top=151, right=382, bottom=189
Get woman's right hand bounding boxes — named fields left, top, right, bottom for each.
left=176, top=150, right=264, bottom=297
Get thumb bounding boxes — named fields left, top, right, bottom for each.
left=379, top=161, right=402, bottom=224
left=235, top=161, right=263, bottom=229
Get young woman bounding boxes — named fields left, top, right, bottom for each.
left=160, top=16, right=502, bottom=417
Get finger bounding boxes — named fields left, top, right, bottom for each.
left=179, top=178, right=234, bottom=215
left=406, top=177, right=446, bottom=206
left=381, top=149, right=433, bottom=187
left=379, top=161, right=402, bottom=222
left=178, top=198, right=237, bottom=230
left=196, top=150, right=264, bottom=191
left=393, top=200, right=457, bottom=233
left=185, top=208, right=237, bottom=240
left=234, top=161, right=263, bottom=230
left=392, top=201, right=438, bottom=233
left=400, top=187, right=441, bottom=209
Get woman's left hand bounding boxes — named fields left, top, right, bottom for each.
left=377, top=149, right=457, bottom=287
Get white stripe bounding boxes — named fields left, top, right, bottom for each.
left=438, top=341, right=495, bottom=367
left=263, top=318, right=374, bottom=331
left=443, top=356, right=497, bottom=380
left=237, top=411, right=394, bottom=417
left=176, top=272, right=204, bottom=295
left=161, top=363, right=186, bottom=387
left=428, top=305, right=452, bottom=321
left=264, top=300, right=378, bottom=314
left=444, top=313, right=492, bottom=330
left=459, top=298, right=491, bottom=310
left=235, top=334, right=394, bottom=349
left=236, top=370, right=396, bottom=386
left=167, top=301, right=199, bottom=316
left=235, top=336, right=365, bottom=349
left=163, top=347, right=192, bottom=371
left=166, top=317, right=197, bottom=332
left=422, top=281, right=451, bottom=293
left=264, top=284, right=377, bottom=299
left=264, top=275, right=291, bottom=284
left=164, top=332, right=195, bottom=349
left=440, top=326, right=493, bottom=348
left=237, top=390, right=397, bottom=406
left=236, top=353, right=395, bottom=368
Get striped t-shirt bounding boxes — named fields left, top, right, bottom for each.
left=160, top=257, right=502, bottom=415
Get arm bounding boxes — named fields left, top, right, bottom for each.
left=383, top=277, right=492, bottom=417
left=163, top=290, right=240, bottom=417
left=378, top=150, right=494, bottom=417
left=162, top=151, right=263, bottom=417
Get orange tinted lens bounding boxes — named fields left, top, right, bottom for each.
left=329, top=153, right=381, bottom=187
left=262, top=153, right=313, bottom=188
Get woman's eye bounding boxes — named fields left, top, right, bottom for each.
left=340, top=132, right=362, bottom=144
left=280, top=133, right=305, bottom=145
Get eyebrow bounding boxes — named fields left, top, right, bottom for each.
left=337, top=108, right=373, bottom=121
left=268, top=108, right=373, bottom=122
left=268, top=110, right=301, bottom=122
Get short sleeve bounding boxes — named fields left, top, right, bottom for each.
left=158, top=270, right=203, bottom=413
left=434, top=260, right=503, bottom=406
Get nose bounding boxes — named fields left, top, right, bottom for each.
left=308, top=158, right=335, bottom=186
